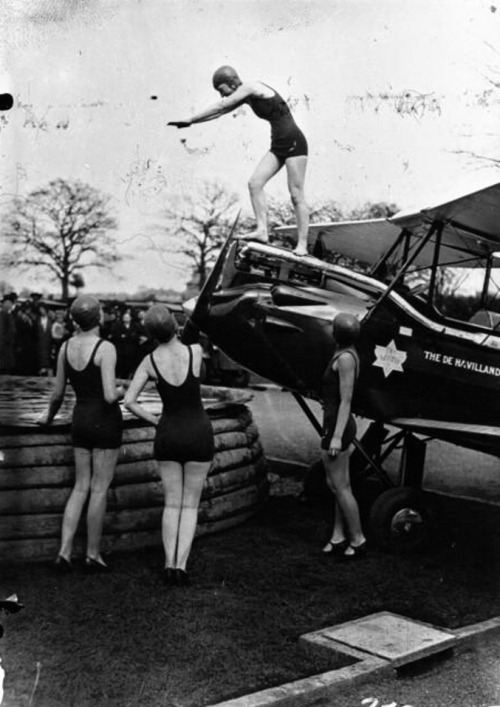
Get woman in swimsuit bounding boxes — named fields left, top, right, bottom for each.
left=321, top=313, right=367, bottom=560
left=124, top=304, right=214, bottom=586
left=40, top=295, right=124, bottom=573
left=168, top=65, right=309, bottom=255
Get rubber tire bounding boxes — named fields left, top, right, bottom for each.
left=369, top=487, right=433, bottom=554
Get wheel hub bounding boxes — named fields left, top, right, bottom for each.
left=391, top=507, right=424, bottom=537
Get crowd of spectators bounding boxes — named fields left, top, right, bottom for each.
left=0, top=293, right=251, bottom=386
left=0, top=293, right=158, bottom=378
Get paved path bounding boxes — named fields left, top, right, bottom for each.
left=306, top=633, right=500, bottom=707
left=247, top=388, right=500, bottom=506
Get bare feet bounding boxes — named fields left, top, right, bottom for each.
left=293, top=243, right=309, bottom=256
left=238, top=230, right=269, bottom=244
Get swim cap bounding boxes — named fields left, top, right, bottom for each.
left=332, top=312, right=360, bottom=346
left=70, top=295, right=101, bottom=331
left=212, top=65, right=240, bottom=89
left=144, top=304, right=177, bottom=343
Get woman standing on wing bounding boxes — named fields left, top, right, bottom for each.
left=168, top=65, right=309, bottom=255
left=40, top=295, right=124, bottom=572
left=124, top=304, right=214, bottom=586
left=321, top=313, right=367, bottom=560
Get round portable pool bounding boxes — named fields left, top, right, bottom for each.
left=0, top=376, right=268, bottom=562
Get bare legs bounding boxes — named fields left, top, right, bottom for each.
left=159, top=462, right=183, bottom=568
left=286, top=156, right=309, bottom=255
left=322, top=449, right=366, bottom=552
left=86, top=449, right=118, bottom=561
left=58, top=447, right=118, bottom=563
left=158, top=460, right=211, bottom=572
left=246, top=152, right=282, bottom=241
left=245, top=152, right=309, bottom=254
left=58, top=448, right=91, bottom=561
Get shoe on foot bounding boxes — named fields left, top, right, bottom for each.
left=162, top=568, right=176, bottom=585
left=84, top=557, right=110, bottom=573
left=174, top=569, right=190, bottom=587
left=322, top=539, right=348, bottom=556
left=341, top=541, right=368, bottom=561
left=53, top=555, right=74, bottom=574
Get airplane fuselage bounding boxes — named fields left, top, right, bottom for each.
left=188, top=240, right=500, bottom=455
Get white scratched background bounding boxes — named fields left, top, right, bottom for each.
left=1, top=0, right=499, bottom=294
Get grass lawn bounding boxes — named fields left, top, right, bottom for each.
left=1, top=485, right=500, bottom=707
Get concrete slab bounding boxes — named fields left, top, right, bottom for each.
left=312, top=612, right=457, bottom=667
left=207, top=615, right=500, bottom=707
left=207, top=655, right=392, bottom=707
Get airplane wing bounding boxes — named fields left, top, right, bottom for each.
left=276, top=218, right=401, bottom=266
left=276, top=179, right=500, bottom=268
left=391, top=179, right=500, bottom=245
left=390, top=417, right=500, bottom=456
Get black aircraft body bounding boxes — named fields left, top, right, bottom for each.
left=184, top=179, right=500, bottom=551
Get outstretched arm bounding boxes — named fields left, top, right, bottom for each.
left=168, top=83, right=255, bottom=128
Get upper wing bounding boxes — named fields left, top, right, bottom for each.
left=276, top=218, right=400, bottom=266
left=276, top=179, right=500, bottom=268
left=392, top=179, right=500, bottom=245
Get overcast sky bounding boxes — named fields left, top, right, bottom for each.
left=1, top=0, right=499, bottom=295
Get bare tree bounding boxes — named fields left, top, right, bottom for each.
left=3, top=179, right=119, bottom=299
left=162, top=181, right=400, bottom=290
left=69, top=272, right=86, bottom=295
left=162, top=180, right=244, bottom=289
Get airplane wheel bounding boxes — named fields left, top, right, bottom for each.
left=369, top=487, right=433, bottom=553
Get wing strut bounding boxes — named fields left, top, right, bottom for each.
left=369, top=227, right=408, bottom=277
left=291, top=393, right=398, bottom=489
left=364, top=220, right=442, bottom=323
left=291, top=392, right=323, bottom=435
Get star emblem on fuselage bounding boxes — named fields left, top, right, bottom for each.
left=373, top=339, right=407, bottom=377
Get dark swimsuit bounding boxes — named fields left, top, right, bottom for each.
left=248, top=85, right=308, bottom=164
left=321, top=350, right=358, bottom=452
left=65, top=339, right=123, bottom=450
left=150, top=346, right=214, bottom=463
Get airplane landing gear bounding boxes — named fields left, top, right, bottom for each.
left=353, top=422, right=435, bottom=553
left=299, top=415, right=435, bottom=553
left=368, top=487, right=434, bottom=553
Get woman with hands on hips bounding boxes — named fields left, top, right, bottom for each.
left=321, top=313, right=367, bottom=560
left=39, top=295, right=125, bottom=573
left=124, top=304, right=214, bottom=587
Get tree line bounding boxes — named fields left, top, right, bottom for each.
left=2, top=177, right=398, bottom=299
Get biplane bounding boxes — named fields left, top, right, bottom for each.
left=183, top=178, right=500, bottom=551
